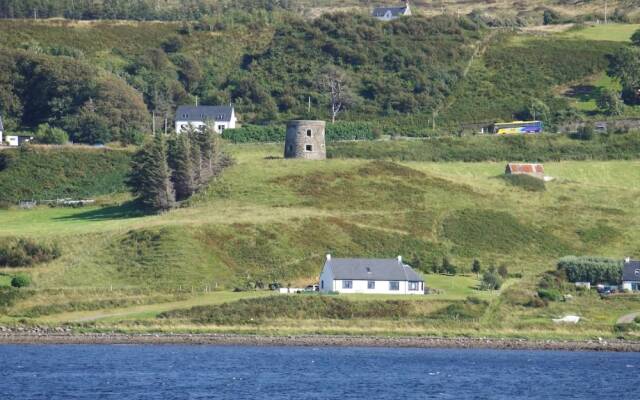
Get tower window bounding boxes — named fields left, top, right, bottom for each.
left=306, top=145, right=313, bottom=152
left=306, top=129, right=312, bottom=137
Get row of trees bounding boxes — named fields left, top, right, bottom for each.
left=557, top=256, right=623, bottom=285
left=127, top=126, right=230, bottom=212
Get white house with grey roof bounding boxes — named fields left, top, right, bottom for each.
left=175, top=105, right=237, bottom=134
left=622, top=259, right=640, bottom=292
left=319, top=255, right=424, bottom=295
left=372, top=1, right=412, bottom=21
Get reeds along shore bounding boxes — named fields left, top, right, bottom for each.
left=1, top=333, right=640, bottom=352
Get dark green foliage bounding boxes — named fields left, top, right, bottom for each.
left=10, top=274, right=31, bottom=288
left=632, top=29, right=640, bottom=46
left=442, top=256, right=457, bottom=275
left=502, top=174, right=546, bottom=192
left=502, top=287, right=545, bottom=308
left=0, top=238, right=60, bottom=267
left=480, top=271, right=502, bottom=290
left=597, top=88, right=624, bottom=116
left=557, top=256, right=623, bottom=284
left=167, top=133, right=195, bottom=201
left=537, top=288, right=562, bottom=302
left=329, top=132, right=640, bottom=162
left=223, top=121, right=378, bottom=144
left=33, top=123, right=69, bottom=144
left=0, top=147, right=132, bottom=202
left=0, top=47, right=149, bottom=144
left=159, top=295, right=415, bottom=324
left=0, top=287, right=31, bottom=311
left=472, top=259, right=482, bottom=275
left=575, top=124, right=595, bottom=141
left=498, top=264, right=509, bottom=279
left=128, top=135, right=175, bottom=212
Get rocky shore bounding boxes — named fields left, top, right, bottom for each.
left=0, top=329, right=639, bottom=352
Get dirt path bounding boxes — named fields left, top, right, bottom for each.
left=617, top=311, right=640, bottom=324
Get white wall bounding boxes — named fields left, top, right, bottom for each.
left=319, top=263, right=334, bottom=293
left=333, top=279, right=423, bottom=295
left=0, top=130, right=3, bottom=145
left=175, top=112, right=237, bottom=134
left=7, top=136, right=19, bottom=147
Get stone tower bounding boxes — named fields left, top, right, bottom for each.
left=284, top=120, right=326, bottom=160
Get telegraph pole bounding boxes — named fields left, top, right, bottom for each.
left=605, top=0, right=608, bottom=24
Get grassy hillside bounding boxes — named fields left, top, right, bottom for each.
left=0, top=147, right=132, bottom=202
left=0, top=144, right=639, bottom=339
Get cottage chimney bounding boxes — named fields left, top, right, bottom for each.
left=326, top=254, right=332, bottom=261
left=398, top=255, right=403, bottom=264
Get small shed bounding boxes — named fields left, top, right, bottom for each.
left=505, top=163, right=545, bottom=179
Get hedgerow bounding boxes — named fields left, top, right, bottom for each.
left=557, top=256, right=623, bottom=284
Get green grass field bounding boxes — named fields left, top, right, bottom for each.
left=1, top=143, right=639, bottom=339
left=562, top=23, right=640, bottom=42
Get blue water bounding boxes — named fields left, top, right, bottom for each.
left=0, top=345, right=638, bottom=399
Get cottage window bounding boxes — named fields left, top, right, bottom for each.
left=342, top=280, right=353, bottom=289
left=389, top=281, right=400, bottom=291
left=321, top=281, right=324, bottom=289
left=305, top=145, right=313, bottom=152
left=288, top=145, right=293, bottom=153
left=307, top=129, right=312, bottom=137
left=368, top=281, right=375, bottom=290
left=218, top=125, right=225, bottom=132
left=409, top=282, right=420, bottom=291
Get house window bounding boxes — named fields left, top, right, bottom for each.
left=321, top=281, right=324, bottom=289
left=218, top=125, right=225, bottom=132
left=389, top=281, right=400, bottom=291
left=342, top=280, right=353, bottom=289
left=305, top=145, right=313, bottom=152
left=368, top=281, right=375, bottom=290
left=307, top=129, right=312, bottom=137
left=409, top=282, right=420, bottom=291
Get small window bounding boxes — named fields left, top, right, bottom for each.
left=389, top=281, right=400, bottom=291
left=287, top=145, right=293, bottom=152
left=218, top=125, right=225, bottom=132
left=409, top=282, right=419, bottom=291
left=306, top=129, right=312, bottom=137
left=321, top=281, right=324, bottom=289
left=368, top=281, right=375, bottom=290
left=342, top=280, right=353, bottom=289
left=305, top=145, right=313, bottom=152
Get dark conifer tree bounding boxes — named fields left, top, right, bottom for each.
left=168, top=132, right=195, bottom=201
left=128, top=134, right=175, bottom=212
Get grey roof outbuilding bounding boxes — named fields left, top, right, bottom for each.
left=326, top=257, right=423, bottom=282
left=372, top=6, right=409, bottom=18
left=623, top=260, right=640, bottom=281
left=175, top=105, right=234, bottom=122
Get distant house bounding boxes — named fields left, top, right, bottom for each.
left=505, top=163, right=545, bottom=179
left=6, top=134, right=33, bottom=147
left=175, top=105, right=237, bottom=134
left=372, top=1, right=412, bottom=21
left=319, top=255, right=424, bottom=295
left=0, top=115, right=4, bottom=144
left=622, top=259, right=640, bottom=292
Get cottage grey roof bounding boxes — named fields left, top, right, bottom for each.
left=327, top=258, right=423, bottom=281
left=623, top=261, right=640, bottom=282
left=372, top=5, right=409, bottom=18
left=175, top=105, right=233, bottom=122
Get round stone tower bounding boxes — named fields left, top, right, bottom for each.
left=284, top=120, right=326, bottom=160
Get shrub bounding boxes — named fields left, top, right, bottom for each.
left=502, top=174, right=546, bottom=192
left=537, top=288, right=562, bottom=302
left=11, top=274, right=31, bottom=288
left=498, top=264, right=509, bottom=279
left=0, top=238, right=61, bottom=267
left=34, top=123, right=69, bottom=145
left=480, top=271, right=503, bottom=290
left=575, top=124, right=595, bottom=141
left=432, top=297, right=488, bottom=320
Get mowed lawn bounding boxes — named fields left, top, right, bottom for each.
left=562, top=23, right=640, bottom=42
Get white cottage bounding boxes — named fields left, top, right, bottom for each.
left=622, top=259, right=640, bottom=292
left=372, top=1, right=412, bottom=21
left=175, top=105, right=237, bottom=134
left=319, top=255, right=424, bottom=295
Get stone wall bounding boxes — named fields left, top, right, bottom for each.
left=284, top=120, right=326, bottom=160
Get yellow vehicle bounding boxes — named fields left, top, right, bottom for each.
left=493, top=121, right=543, bottom=135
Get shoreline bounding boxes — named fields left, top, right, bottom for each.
left=1, top=333, right=639, bottom=352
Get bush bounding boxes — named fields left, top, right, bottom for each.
left=537, top=288, right=562, bottom=302
left=11, top=274, right=31, bottom=288
left=432, top=297, right=488, bottom=320
left=34, top=124, right=69, bottom=145
left=575, top=124, right=594, bottom=141
left=480, top=271, right=503, bottom=290
left=0, top=238, right=61, bottom=267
